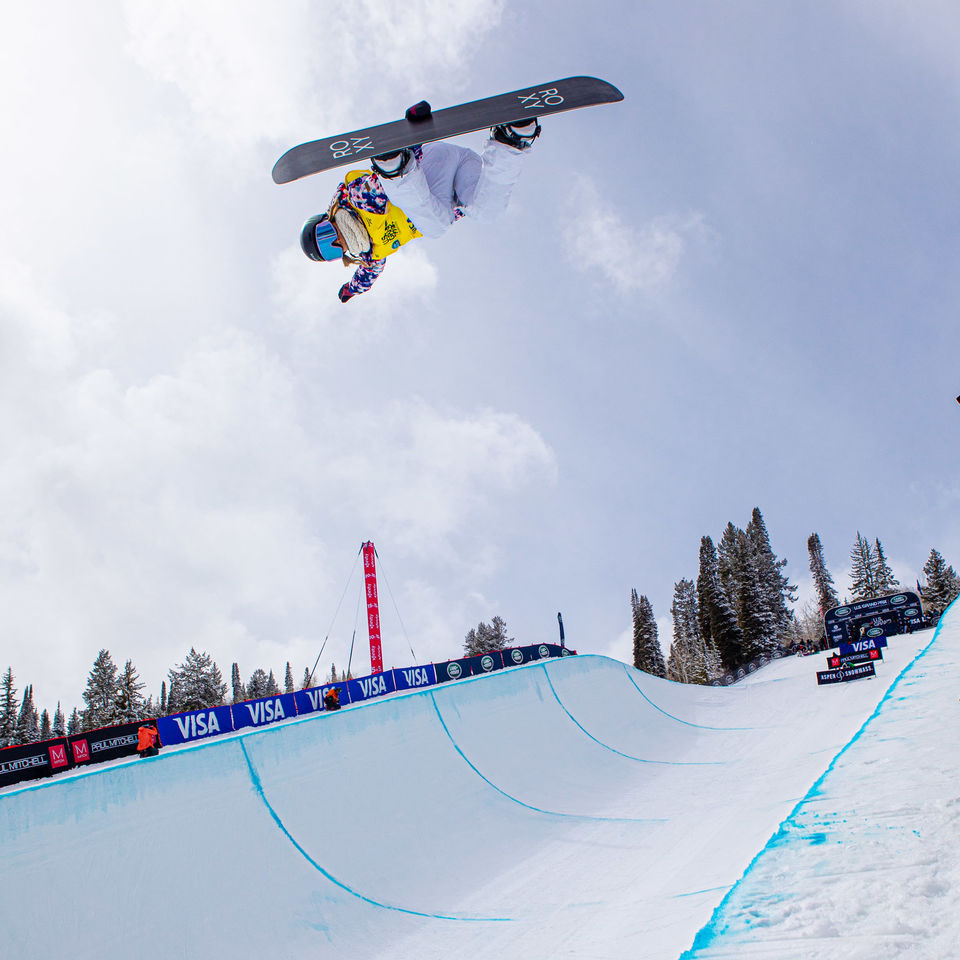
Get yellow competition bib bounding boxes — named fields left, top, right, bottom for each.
left=344, top=169, right=422, bottom=259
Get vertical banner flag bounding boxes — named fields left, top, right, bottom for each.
left=362, top=541, right=384, bottom=674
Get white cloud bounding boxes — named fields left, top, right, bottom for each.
left=269, top=242, right=439, bottom=348
left=561, top=178, right=710, bottom=294
left=122, top=0, right=506, bottom=151
left=0, top=253, right=555, bottom=709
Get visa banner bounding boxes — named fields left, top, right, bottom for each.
left=232, top=692, right=297, bottom=731
left=346, top=670, right=396, bottom=704
left=157, top=705, right=235, bottom=745
left=838, top=636, right=888, bottom=657
left=392, top=663, right=437, bottom=691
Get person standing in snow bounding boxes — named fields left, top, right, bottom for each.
left=298, top=116, right=540, bottom=301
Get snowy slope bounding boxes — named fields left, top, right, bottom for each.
left=0, top=619, right=950, bottom=960
left=681, top=603, right=960, bottom=959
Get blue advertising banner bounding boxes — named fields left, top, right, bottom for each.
left=346, top=671, right=396, bottom=704
left=838, top=636, right=887, bottom=657
left=231, top=692, right=297, bottom=731
left=294, top=686, right=327, bottom=716
left=392, top=663, right=437, bottom=691
left=157, top=705, right=234, bottom=746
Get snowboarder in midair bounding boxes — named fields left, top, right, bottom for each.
left=299, top=115, right=540, bottom=302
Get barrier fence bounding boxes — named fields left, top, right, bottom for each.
left=0, top=644, right=575, bottom=789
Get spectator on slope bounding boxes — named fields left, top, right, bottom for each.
left=137, top=721, right=161, bottom=758
left=323, top=687, right=341, bottom=711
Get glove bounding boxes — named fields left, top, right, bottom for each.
left=338, top=283, right=355, bottom=303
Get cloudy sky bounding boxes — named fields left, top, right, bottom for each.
left=2, top=1, right=958, bottom=714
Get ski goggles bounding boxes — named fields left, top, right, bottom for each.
left=313, top=216, right=343, bottom=261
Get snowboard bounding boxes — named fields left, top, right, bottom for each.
left=272, top=76, right=623, bottom=184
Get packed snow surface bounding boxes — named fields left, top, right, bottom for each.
left=1, top=607, right=957, bottom=959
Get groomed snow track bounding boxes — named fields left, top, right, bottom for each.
left=0, top=615, right=952, bottom=959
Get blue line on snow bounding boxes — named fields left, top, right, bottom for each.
left=621, top=663, right=754, bottom=731
left=540, top=665, right=722, bottom=766
left=676, top=602, right=957, bottom=959
left=428, top=692, right=665, bottom=824
left=239, top=739, right=512, bottom=923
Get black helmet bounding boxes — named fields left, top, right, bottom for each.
left=300, top=213, right=342, bottom=262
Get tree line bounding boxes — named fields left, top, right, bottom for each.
left=630, top=507, right=960, bottom=685
left=0, top=647, right=351, bottom=750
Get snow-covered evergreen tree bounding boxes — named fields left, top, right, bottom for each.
left=115, top=659, right=146, bottom=723
left=807, top=533, right=840, bottom=616
left=732, top=529, right=778, bottom=657
left=159, top=680, right=167, bottom=715
left=266, top=670, right=280, bottom=696
left=302, top=667, right=312, bottom=690
left=463, top=616, right=514, bottom=657
left=247, top=668, right=270, bottom=700
left=849, top=532, right=879, bottom=600
left=168, top=648, right=226, bottom=713
left=284, top=662, right=295, bottom=695
left=52, top=702, right=66, bottom=738
left=0, top=667, right=18, bottom=748
left=746, top=507, right=796, bottom=640
left=16, top=685, right=40, bottom=744
left=697, top=536, right=744, bottom=670
left=873, top=539, right=900, bottom=595
left=716, top=523, right=742, bottom=612
left=82, top=649, right=119, bottom=730
left=921, top=548, right=960, bottom=616
left=631, top=590, right=666, bottom=677
left=67, top=707, right=81, bottom=736
left=230, top=663, right=246, bottom=704
left=667, top=578, right=720, bottom=684
left=39, top=709, right=52, bottom=741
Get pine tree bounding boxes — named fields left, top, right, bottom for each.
left=463, top=616, right=514, bottom=657
left=329, top=664, right=339, bottom=683
left=807, top=533, right=840, bottom=616
left=266, top=670, right=280, bottom=696
left=921, top=549, right=960, bottom=616
left=284, top=662, right=295, bottom=695
left=247, top=668, right=270, bottom=701
left=697, top=536, right=745, bottom=670
left=168, top=648, right=227, bottom=713
left=159, top=680, right=167, bottom=715
left=16, top=685, right=39, bottom=744
left=52, top=702, right=66, bottom=738
left=231, top=663, right=246, bottom=704
left=167, top=678, right=179, bottom=714
left=302, top=667, right=312, bottom=690
left=631, top=590, right=666, bottom=677
left=732, top=529, right=778, bottom=658
left=82, top=649, right=119, bottom=730
left=746, top=507, right=796, bottom=640
left=716, top=522, right=743, bottom=611
left=669, top=579, right=722, bottom=685
left=0, top=667, right=18, bottom=748
left=849, top=532, right=879, bottom=601
left=39, top=709, right=52, bottom=741
left=114, top=659, right=146, bottom=723
left=67, top=707, right=81, bottom=736
left=873, top=539, right=900, bottom=595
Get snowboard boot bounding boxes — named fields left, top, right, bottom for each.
left=491, top=118, right=541, bottom=150
left=371, top=147, right=415, bottom=179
